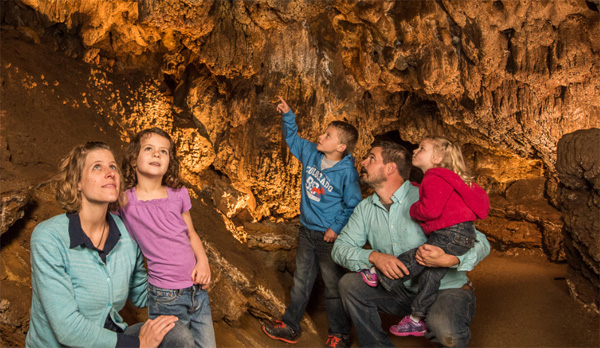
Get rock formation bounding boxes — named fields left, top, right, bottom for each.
left=556, top=128, right=600, bottom=313
left=1, top=0, right=599, bottom=345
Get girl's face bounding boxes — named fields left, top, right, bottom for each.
left=78, top=149, right=120, bottom=207
left=135, top=133, right=171, bottom=179
left=412, top=140, right=440, bottom=172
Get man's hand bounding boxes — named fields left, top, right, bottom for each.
left=276, top=96, right=290, bottom=114
left=323, top=228, right=338, bottom=243
left=415, top=244, right=459, bottom=268
left=369, top=251, right=409, bottom=279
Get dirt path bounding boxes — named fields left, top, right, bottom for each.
left=250, top=250, right=599, bottom=348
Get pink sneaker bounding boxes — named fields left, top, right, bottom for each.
left=389, top=315, right=426, bottom=337
left=359, top=268, right=378, bottom=287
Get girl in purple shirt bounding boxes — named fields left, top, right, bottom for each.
left=119, top=128, right=216, bottom=348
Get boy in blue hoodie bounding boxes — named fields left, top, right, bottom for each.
left=262, top=97, right=361, bottom=348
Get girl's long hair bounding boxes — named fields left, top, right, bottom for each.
left=55, top=142, right=125, bottom=213
left=425, top=136, right=474, bottom=186
left=121, top=128, right=183, bottom=190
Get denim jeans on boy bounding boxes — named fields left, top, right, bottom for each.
left=148, top=283, right=216, bottom=348
left=339, top=272, right=476, bottom=348
left=378, top=221, right=476, bottom=318
left=281, top=226, right=351, bottom=337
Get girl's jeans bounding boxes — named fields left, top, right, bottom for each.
left=148, top=283, right=216, bottom=348
left=378, top=221, right=476, bottom=318
left=281, top=226, right=352, bottom=336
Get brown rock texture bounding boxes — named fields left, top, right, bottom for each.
left=1, top=0, right=599, bottom=345
left=556, top=128, right=600, bottom=313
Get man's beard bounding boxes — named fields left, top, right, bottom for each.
left=360, top=167, right=386, bottom=189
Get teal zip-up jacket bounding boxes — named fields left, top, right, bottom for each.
left=26, top=213, right=147, bottom=348
left=282, top=109, right=362, bottom=233
left=332, top=181, right=490, bottom=291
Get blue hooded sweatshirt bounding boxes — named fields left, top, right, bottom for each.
left=282, top=110, right=362, bottom=234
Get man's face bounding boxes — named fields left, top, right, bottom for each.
left=360, top=147, right=387, bottom=188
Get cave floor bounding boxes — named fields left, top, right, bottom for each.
left=225, top=250, right=599, bottom=348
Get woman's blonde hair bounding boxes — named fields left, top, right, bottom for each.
left=54, top=142, right=125, bottom=213
left=425, top=136, right=474, bottom=186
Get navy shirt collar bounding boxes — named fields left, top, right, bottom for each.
left=67, top=212, right=121, bottom=262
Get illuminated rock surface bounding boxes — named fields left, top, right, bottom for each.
left=1, top=0, right=599, bottom=346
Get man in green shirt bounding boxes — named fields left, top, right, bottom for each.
left=332, top=141, right=490, bottom=347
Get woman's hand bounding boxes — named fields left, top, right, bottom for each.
left=139, top=315, right=178, bottom=348
left=191, top=261, right=211, bottom=290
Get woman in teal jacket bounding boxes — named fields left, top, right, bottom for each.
left=26, top=142, right=193, bottom=348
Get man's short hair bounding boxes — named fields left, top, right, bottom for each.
left=329, top=121, right=358, bottom=157
left=371, top=140, right=412, bottom=180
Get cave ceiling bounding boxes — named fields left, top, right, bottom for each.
left=2, top=0, right=599, bottom=221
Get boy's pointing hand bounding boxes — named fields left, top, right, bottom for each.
left=276, top=96, right=290, bottom=114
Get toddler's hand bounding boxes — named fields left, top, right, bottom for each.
left=323, top=228, right=338, bottom=243
left=276, top=96, right=290, bottom=114
left=191, top=261, right=211, bottom=290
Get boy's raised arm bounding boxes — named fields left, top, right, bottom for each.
left=276, top=96, right=290, bottom=114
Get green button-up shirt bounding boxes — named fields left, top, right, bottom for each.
left=332, top=181, right=490, bottom=291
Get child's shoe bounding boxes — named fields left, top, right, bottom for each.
left=325, top=333, right=351, bottom=348
left=262, top=320, right=299, bottom=344
left=389, top=315, right=426, bottom=337
left=359, top=266, right=378, bottom=287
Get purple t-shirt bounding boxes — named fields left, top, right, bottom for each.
left=119, top=187, right=195, bottom=289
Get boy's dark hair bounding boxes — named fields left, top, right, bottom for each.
left=121, top=127, right=183, bottom=190
left=371, top=140, right=412, bottom=180
left=329, top=121, right=358, bottom=157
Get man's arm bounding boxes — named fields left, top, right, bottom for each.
left=331, top=203, right=373, bottom=271
left=415, top=229, right=490, bottom=271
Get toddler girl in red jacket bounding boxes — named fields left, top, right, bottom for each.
left=359, top=136, right=489, bottom=337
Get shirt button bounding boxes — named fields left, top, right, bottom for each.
left=107, top=278, right=111, bottom=282
left=394, top=243, right=397, bottom=247
left=391, top=225, right=394, bottom=228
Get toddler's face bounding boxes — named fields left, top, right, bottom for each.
left=317, top=126, right=343, bottom=154
left=136, top=133, right=171, bottom=178
left=412, top=140, right=438, bottom=172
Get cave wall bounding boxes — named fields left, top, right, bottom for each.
left=557, top=128, right=600, bottom=313
left=1, top=0, right=599, bottom=345
left=4, top=0, right=597, bottom=254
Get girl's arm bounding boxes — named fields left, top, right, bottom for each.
left=409, top=175, right=453, bottom=221
left=182, top=211, right=211, bottom=289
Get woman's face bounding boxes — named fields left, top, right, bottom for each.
left=77, top=149, right=120, bottom=207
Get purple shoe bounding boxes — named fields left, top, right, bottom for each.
left=359, top=269, right=378, bottom=287
left=389, top=315, right=426, bottom=337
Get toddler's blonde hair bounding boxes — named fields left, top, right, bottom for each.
left=425, top=136, right=474, bottom=186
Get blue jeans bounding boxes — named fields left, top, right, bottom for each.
left=148, top=283, right=216, bottom=348
left=281, top=226, right=351, bottom=336
left=339, top=272, right=476, bottom=348
left=124, top=320, right=195, bottom=347
left=378, top=222, right=476, bottom=317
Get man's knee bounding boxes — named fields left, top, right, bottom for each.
left=338, top=272, right=360, bottom=299
left=425, top=301, right=473, bottom=347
